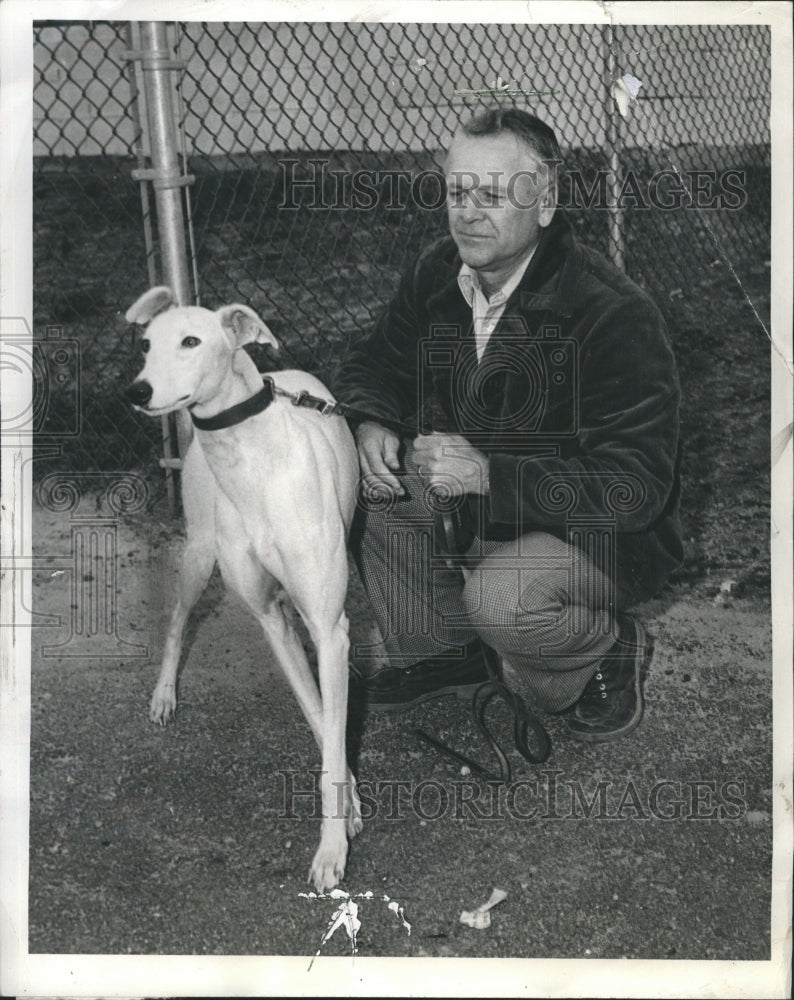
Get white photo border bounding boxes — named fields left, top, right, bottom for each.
left=2, top=2, right=791, bottom=997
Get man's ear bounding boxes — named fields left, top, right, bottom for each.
left=125, top=286, right=176, bottom=324
left=215, top=304, right=280, bottom=350
left=538, top=160, right=560, bottom=228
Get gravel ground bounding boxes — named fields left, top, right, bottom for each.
left=28, top=501, right=773, bottom=961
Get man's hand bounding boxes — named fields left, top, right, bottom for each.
left=355, top=421, right=404, bottom=496
left=411, top=432, right=490, bottom=495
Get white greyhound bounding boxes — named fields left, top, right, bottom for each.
left=126, top=286, right=362, bottom=891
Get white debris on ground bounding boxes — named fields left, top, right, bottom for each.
left=387, top=899, right=412, bottom=934
left=300, top=889, right=411, bottom=968
left=459, top=887, right=508, bottom=930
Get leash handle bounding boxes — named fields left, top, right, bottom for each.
left=415, top=676, right=551, bottom=784
left=414, top=552, right=552, bottom=782
left=479, top=646, right=551, bottom=768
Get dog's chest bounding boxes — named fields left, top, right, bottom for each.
left=197, top=427, right=298, bottom=527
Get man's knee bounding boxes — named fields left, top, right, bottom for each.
left=460, top=559, right=568, bottom=640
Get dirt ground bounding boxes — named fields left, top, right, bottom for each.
left=27, top=501, right=773, bottom=962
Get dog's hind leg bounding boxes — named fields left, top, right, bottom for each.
left=150, top=441, right=217, bottom=725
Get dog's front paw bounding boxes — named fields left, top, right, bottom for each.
left=149, top=684, right=176, bottom=726
left=309, top=839, right=348, bottom=893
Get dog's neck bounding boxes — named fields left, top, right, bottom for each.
left=189, top=348, right=264, bottom=421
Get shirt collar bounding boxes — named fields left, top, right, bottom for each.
left=457, top=244, right=537, bottom=309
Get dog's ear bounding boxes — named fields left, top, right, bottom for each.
left=215, top=304, right=279, bottom=350
left=125, top=287, right=176, bottom=325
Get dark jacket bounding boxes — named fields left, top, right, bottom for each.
left=333, top=210, right=683, bottom=604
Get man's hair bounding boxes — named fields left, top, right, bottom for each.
left=459, top=106, right=562, bottom=164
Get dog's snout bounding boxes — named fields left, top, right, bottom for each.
left=127, top=380, right=153, bottom=407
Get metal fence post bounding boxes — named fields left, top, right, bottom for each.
left=603, top=23, right=625, bottom=272
left=129, top=21, right=194, bottom=479
left=125, top=22, right=177, bottom=509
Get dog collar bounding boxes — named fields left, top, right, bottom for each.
left=189, top=378, right=274, bottom=431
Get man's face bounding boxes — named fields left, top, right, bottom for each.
left=445, top=132, right=555, bottom=289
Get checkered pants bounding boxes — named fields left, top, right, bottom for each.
left=350, top=460, right=629, bottom=712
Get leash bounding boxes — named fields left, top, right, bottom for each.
left=266, top=377, right=420, bottom=439
left=188, top=375, right=418, bottom=437
left=192, top=373, right=552, bottom=779
left=413, top=628, right=551, bottom=784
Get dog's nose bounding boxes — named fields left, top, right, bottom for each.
left=127, top=380, right=153, bottom=407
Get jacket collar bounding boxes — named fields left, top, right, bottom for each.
left=516, top=211, right=580, bottom=317
left=427, top=210, right=581, bottom=320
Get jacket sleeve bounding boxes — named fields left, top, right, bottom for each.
left=487, top=295, right=680, bottom=533
left=331, top=255, right=425, bottom=427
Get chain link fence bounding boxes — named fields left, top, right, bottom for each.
left=33, top=20, right=771, bottom=507
left=33, top=21, right=159, bottom=480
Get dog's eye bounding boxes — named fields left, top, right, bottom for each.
left=141, top=339, right=150, bottom=354
left=181, top=336, right=201, bottom=348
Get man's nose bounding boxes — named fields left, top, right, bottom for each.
left=126, top=380, right=153, bottom=407
left=458, top=191, right=483, bottom=221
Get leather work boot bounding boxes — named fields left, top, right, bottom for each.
left=566, top=614, right=647, bottom=742
left=352, top=640, right=491, bottom=711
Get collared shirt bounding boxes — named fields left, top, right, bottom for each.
left=457, top=247, right=537, bottom=361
